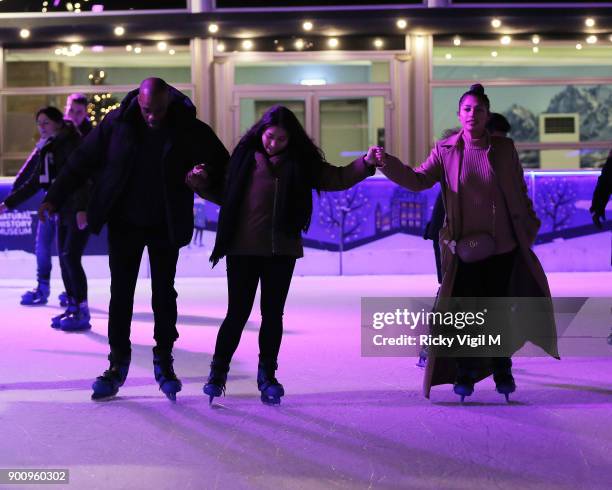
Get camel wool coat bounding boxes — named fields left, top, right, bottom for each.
left=381, top=130, right=559, bottom=398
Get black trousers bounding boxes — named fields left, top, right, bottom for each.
left=107, top=221, right=180, bottom=361
left=213, top=255, right=296, bottom=366
left=452, top=249, right=518, bottom=375
left=57, top=217, right=90, bottom=304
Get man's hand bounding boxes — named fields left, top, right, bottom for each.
left=76, top=211, right=88, bottom=230
left=38, top=202, right=56, bottom=223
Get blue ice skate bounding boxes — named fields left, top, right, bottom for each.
left=59, top=302, right=91, bottom=331
left=494, top=369, right=516, bottom=403
left=20, top=284, right=50, bottom=306
left=203, top=360, right=228, bottom=405
left=58, top=291, right=69, bottom=307
left=257, top=361, right=284, bottom=406
left=153, top=348, right=182, bottom=402
left=91, top=356, right=130, bottom=400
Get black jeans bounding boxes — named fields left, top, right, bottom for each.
left=213, top=255, right=296, bottom=366
left=57, top=217, right=90, bottom=303
left=107, top=221, right=180, bottom=361
left=452, top=249, right=518, bottom=375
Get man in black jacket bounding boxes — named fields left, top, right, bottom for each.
left=40, top=78, right=230, bottom=401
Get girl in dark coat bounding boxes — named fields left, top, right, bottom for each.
left=187, top=105, right=379, bottom=405
left=0, top=107, right=90, bottom=331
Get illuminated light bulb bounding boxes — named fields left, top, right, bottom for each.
left=327, top=37, right=339, bottom=49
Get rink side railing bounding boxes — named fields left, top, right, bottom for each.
left=0, top=170, right=610, bottom=256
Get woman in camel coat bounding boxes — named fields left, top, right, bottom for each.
left=378, top=84, right=558, bottom=401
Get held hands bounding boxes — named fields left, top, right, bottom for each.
left=186, top=163, right=211, bottom=193
left=76, top=211, right=88, bottom=230
left=38, top=202, right=56, bottom=223
left=365, top=146, right=386, bottom=168
left=192, top=163, right=209, bottom=179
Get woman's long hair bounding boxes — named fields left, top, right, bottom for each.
left=35, top=106, right=65, bottom=124
left=237, top=105, right=325, bottom=174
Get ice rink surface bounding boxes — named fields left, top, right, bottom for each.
left=0, top=272, right=611, bottom=489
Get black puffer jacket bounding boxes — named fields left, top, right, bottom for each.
left=45, top=86, right=230, bottom=246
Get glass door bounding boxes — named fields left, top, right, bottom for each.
left=233, top=89, right=390, bottom=159
left=318, top=96, right=387, bottom=167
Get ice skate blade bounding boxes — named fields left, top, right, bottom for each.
left=91, top=391, right=118, bottom=401
left=61, top=324, right=92, bottom=332
left=203, top=384, right=224, bottom=406
left=261, top=394, right=281, bottom=406
left=158, top=382, right=181, bottom=402
left=164, top=392, right=177, bottom=402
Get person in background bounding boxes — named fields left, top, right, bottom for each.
left=65, top=93, right=92, bottom=139
left=8, top=94, right=92, bottom=308
left=0, top=106, right=90, bottom=331
left=590, top=150, right=611, bottom=231
left=590, top=149, right=612, bottom=345
left=192, top=198, right=207, bottom=248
